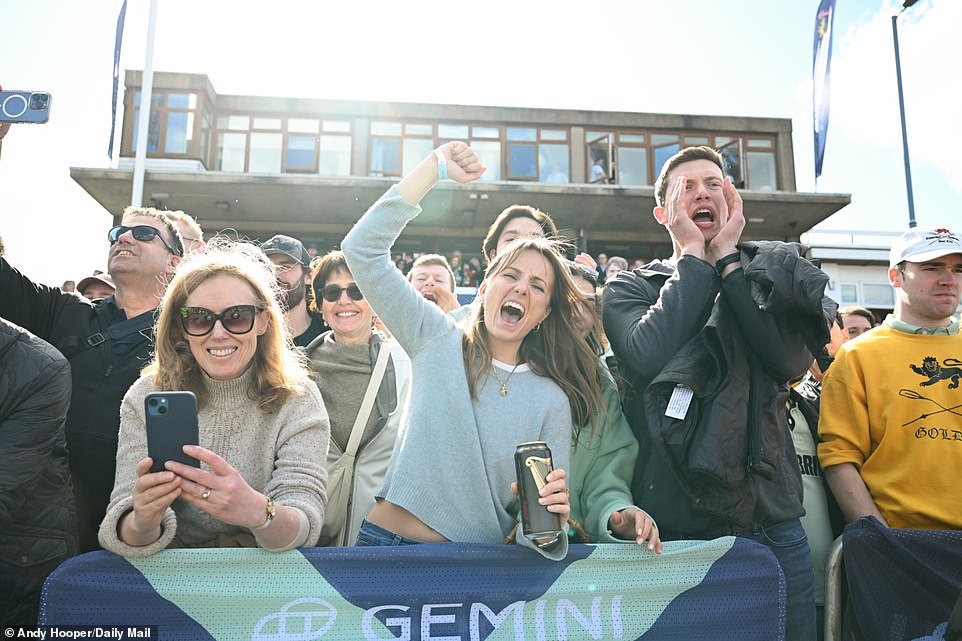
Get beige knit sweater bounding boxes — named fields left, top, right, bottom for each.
left=99, top=369, right=329, bottom=557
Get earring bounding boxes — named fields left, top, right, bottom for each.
left=534, top=322, right=542, bottom=332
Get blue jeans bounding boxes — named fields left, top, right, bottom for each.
left=355, top=519, right=424, bottom=547
left=740, top=518, right=817, bottom=641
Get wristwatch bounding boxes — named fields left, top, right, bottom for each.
left=251, top=496, right=275, bottom=531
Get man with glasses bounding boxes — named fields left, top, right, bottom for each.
left=0, top=206, right=182, bottom=551
left=260, top=234, right=326, bottom=348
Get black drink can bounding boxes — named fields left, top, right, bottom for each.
left=515, top=441, right=563, bottom=547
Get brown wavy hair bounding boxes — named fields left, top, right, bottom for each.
left=462, top=237, right=603, bottom=428
left=143, top=239, right=309, bottom=412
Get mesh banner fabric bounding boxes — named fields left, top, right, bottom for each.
left=41, top=538, right=785, bottom=641
left=842, top=518, right=962, bottom=641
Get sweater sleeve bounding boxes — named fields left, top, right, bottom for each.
left=817, top=347, right=871, bottom=470
left=261, top=381, right=330, bottom=547
left=574, top=375, right=640, bottom=543
left=341, top=185, right=460, bottom=358
left=98, top=379, right=179, bottom=558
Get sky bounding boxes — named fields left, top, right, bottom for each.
left=1, top=0, right=958, bottom=286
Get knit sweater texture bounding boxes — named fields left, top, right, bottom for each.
left=99, top=368, right=329, bottom=557
left=342, top=186, right=570, bottom=559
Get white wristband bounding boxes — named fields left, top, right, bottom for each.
left=433, top=148, right=448, bottom=181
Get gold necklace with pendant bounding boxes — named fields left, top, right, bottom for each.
left=491, top=362, right=521, bottom=396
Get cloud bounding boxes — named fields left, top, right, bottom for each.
left=829, top=0, right=962, bottom=192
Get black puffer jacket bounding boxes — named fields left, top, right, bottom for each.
left=0, top=318, right=77, bottom=626
left=1, top=258, right=156, bottom=552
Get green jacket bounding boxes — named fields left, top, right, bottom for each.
left=569, top=373, right=640, bottom=543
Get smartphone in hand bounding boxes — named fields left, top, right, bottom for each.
left=145, top=391, right=200, bottom=473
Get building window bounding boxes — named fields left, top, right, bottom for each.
left=840, top=283, right=859, bottom=305
left=131, top=91, right=198, bottom=156
left=319, top=120, right=352, bottom=176
left=285, top=135, right=317, bottom=172
left=862, top=283, right=895, bottom=308
left=506, top=127, right=569, bottom=183
left=249, top=132, right=282, bottom=173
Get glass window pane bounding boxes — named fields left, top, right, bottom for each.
left=840, top=284, right=858, bottom=304
left=370, top=138, right=400, bottom=175
left=249, top=132, right=282, bottom=173
left=405, top=123, right=433, bottom=136
left=438, top=124, right=469, bottom=139
left=718, top=139, right=743, bottom=186
left=319, top=135, right=351, bottom=176
left=286, top=135, right=316, bottom=171
left=715, top=136, right=736, bottom=146
left=653, top=142, right=680, bottom=181
left=540, top=129, right=567, bottom=141
left=539, top=144, right=569, bottom=183
left=164, top=111, right=193, bottom=154
left=507, top=127, right=537, bottom=141
left=472, top=126, right=499, bottom=139
left=403, top=138, right=435, bottom=175
left=617, top=146, right=649, bottom=186
left=651, top=133, right=679, bottom=146
left=686, top=135, right=709, bottom=145
left=371, top=121, right=402, bottom=136
left=132, top=109, right=161, bottom=152
left=471, top=140, right=501, bottom=181
left=619, top=133, right=646, bottom=144
left=862, top=283, right=894, bottom=307
left=289, top=118, right=319, bottom=133
left=217, top=132, right=246, bottom=172
left=253, top=118, right=281, bottom=130
left=217, top=115, right=249, bottom=130
left=508, top=143, right=537, bottom=178
left=134, top=92, right=163, bottom=107
left=167, top=93, right=196, bottom=108
left=747, top=138, right=771, bottom=149
left=746, top=151, right=777, bottom=190
left=323, top=120, right=351, bottom=133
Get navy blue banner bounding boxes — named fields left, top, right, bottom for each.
left=813, top=0, right=836, bottom=180
left=42, top=539, right=785, bottom=640
left=108, top=0, right=127, bottom=159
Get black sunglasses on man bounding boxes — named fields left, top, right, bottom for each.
left=108, top=225, right=183, bottom=257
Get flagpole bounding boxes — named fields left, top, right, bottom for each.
left=892, top=7, right=917, bottom=229
left=131, top=0, right=158, bottom=208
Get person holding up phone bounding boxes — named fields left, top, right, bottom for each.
left=98, top=243, right=329, bottom=557
left=341, top=142, right=603, bottom=560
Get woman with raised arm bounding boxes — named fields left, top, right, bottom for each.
left=342, top=142, right=601, bottom=559
left=99, top=243, right=329, bottom=557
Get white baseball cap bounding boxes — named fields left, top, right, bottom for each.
left=888, top=228, right=962, bottom=268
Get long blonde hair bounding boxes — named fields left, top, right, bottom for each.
left=462, top=237, right=603, bottom=427
left=144, top=239, right=309, bottom=412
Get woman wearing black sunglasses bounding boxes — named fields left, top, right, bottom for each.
left=301, top=250, right=410, bottom=546
left=342, top=142, right=604, bottom=560
left=99, top=243, right=330, bottom=557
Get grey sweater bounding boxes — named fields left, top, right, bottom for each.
left=342, top=186, right=570, bottom=559
left=99, top=369, right=330, bottom=557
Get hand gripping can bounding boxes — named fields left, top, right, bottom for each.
left=515, top=441, right=563, bottom=547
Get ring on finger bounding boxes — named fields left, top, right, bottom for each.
left=201, top=487, right=212, bottom=500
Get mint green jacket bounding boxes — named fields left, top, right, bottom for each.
left=569, top=373, right=641, bottom=543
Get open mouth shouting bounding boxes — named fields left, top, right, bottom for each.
left=500, top=300, right=526, bottom=327
left=692, top=208, right=716, bottom=228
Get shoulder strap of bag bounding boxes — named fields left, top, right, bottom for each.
left=344, top=343, right=391, bottom=457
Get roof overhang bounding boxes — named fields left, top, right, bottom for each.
left=71, top=167, right=851, bottom=250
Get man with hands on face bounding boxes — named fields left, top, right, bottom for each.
left=408, top=253, right=461, bottom=313
left=604, top=146, right=825, bottom=641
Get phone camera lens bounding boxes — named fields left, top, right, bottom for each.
left=158, top=406, right=167, bottom=414
left=30, top=94, right=48, bottom=110
left=148, top=398, right=158, bottom=406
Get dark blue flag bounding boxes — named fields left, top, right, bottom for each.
left=813, top=0, right=835, bottom=181
left=108, top=0, right=127, bottom=159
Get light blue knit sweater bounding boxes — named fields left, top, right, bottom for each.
left=342, top=186, right=570, bottom=559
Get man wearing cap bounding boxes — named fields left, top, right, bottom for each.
left=261, top=234, right=326, bottom=347
left=77, top=273, right=115, bottom=301
left=819, top=227, right=962, bottom=530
